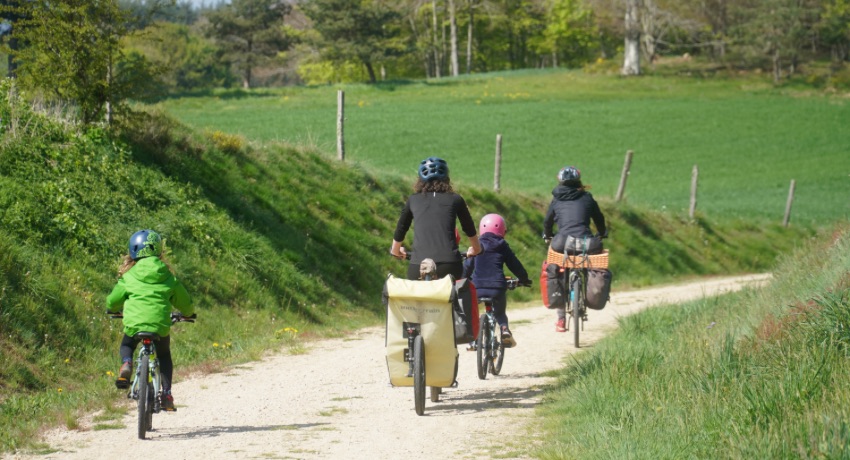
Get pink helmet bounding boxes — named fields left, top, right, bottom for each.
left=479, top=213, right=506, bottom=238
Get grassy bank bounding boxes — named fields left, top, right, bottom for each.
left=0, top=76, right=823, bottom=453
left=536, top=226, right=850, bottom=458
left=159, top=69, right=850, bottom=224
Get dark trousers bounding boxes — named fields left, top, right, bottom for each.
left=476, top=288, right=508, bottom=328
left=120, top=334, right=174, bottom=393
left=407, top=261, right=463, bottom=281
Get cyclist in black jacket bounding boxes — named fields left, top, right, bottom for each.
left=542, top=166, right=607, bottom=332
left=391, top=157, right=481, bottom=280
left=543, top=166, right=607, bottom=252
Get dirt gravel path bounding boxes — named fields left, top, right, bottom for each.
left=8, top=274, right=771, bottom=460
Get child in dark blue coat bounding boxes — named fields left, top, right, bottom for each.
left=462, top=214, right=531, bottom=347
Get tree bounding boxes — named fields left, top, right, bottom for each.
left=819, top=0, right=850, bottom=64
left=539, top=0, right=598, bottom=67
left=125, top=22, right=235, bottom=92
left=0, top=0, right=160, bottom=124
left=205, top=0, right=294, bottom=88
left=730, top=0, right=819, bottom=82
left=622, top=0, right=641, bottom=74
left=300, top=0, right=403, bottom=83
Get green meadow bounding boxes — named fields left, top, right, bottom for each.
left=159, top=69, right=850, bottom=225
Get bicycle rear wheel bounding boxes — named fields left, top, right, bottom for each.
left=137, top=355, right=150, bottom=439
left=572, top=278, right=582, bottom=348
left=476, top=314, right=489, bottom=380
left=413, top=335, right=426, bottom=416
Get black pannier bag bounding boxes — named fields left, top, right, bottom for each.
left=542, top=263, right=566, bottom=309
left=453, top=278, right=478, bottom=342
left=585, top=269, right=612, bottom=310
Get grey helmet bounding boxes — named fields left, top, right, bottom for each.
left=557, top=166, right=581, bottom=184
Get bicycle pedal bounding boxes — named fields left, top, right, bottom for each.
left=115, top=378, right=130, bottom=390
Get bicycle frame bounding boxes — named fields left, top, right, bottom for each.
left=129, top=336, right=162, bottom=413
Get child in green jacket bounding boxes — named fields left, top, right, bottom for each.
left=106, top=229, right=194, bottom=411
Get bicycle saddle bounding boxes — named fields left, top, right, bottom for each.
left=134, top=332, right=160, bottom=340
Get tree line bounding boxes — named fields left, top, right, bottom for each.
left=0, top=0, right=848, bottom=124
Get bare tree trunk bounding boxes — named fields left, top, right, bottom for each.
left=466, top=7, right=473, bottom=74
left=622, top=0, right=641, bottom=76
left=408, top=14, right=431, bottom=78
left=449, top=0, right=459, bottom=76
left=364, top=61, right=378, bottom=83
left=243, top=40, right=253, bottom=88
left=772, top=47, right=781, bottom=83
left=433, top=0, right=441, bottom=78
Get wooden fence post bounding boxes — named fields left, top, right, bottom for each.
left=615, top=150, right=633, bottom=202
left=336, top=90, right=345, bottom=161
left=689, top=164, right=699, bottom=219
left=783, top=179, right=796, bottom=227
left=494, top=134, right=502, bottom=192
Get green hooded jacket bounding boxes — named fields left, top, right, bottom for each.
left=106, top=257, right=193, bottom=338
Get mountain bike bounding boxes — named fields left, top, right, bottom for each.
left=475, top=278, right=526, bottom=379
left=111, top=312, right=195, bottom=439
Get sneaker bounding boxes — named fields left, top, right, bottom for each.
left=115, top=361, right=132, bottom=388
left=556, top=318, right=566, bottom=333
left=161, top=393, right=176, bottom=412
left=501, top=326, right=517, bottom=348
left=119, top=361, right=132, bottom=380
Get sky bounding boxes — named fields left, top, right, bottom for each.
left=182, top=0, right=230, bottom=8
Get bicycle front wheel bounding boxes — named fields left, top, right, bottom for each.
left=476, top=314, right=489, bottom=380
left=413, top=335, right=426, bottom=416
left=491, top=335, right=505, bottom=376
left=137, top=355, right=150, bottom=439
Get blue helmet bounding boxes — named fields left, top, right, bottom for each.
left=418, top=157, right=449, bottom=181
left=557, top=166, right=581, bottom=184
left=128, top=229, right=162, bottom=260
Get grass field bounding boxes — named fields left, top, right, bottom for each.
left=158, top=69, right=850, bottom=225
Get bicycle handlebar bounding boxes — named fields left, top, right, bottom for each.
left=504, top=277, right=532, bottom=290
left=107, top=312, right=196, bottom=323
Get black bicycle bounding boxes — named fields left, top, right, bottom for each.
left=476, top=278, right=526, bottom=379
left=111, top=312, right=194, bottom=439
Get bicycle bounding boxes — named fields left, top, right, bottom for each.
left=475, top=277, right=527, bottom=379
left=388, top=252, right=462, bottom=415
left=545, top=234, right=608, bottom=348
left=111, top=312, right=195, bottom=439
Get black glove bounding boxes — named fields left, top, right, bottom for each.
left=520, top=279, right=533, bottom=287
left=542, top=233, right=552, bottom=244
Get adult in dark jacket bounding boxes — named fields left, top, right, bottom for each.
left=543, top=166, right=607, bottom=253
left=462, top=214, right=531, bottom=347
left=542, top=166, right=607, bottom=332
left=391, top=157, right=481, bottom=280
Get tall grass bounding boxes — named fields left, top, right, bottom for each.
left=158, top=69, right=850, bottom=224
left=536, top=226, right=850, bottom=458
